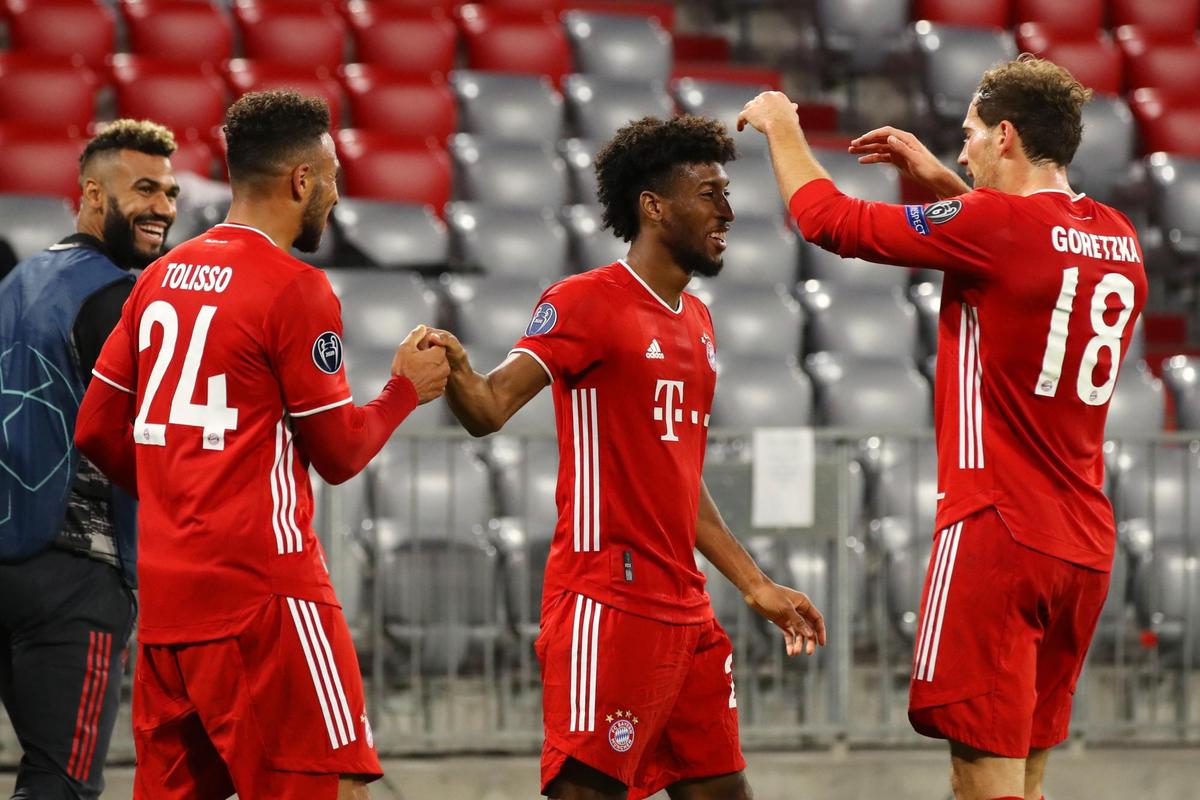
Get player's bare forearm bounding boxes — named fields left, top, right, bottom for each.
left=695, top=481, right=770, bottom=596
left=737, top=91, right=831, bottom=207
left=441, top=346, right=549, bottom=437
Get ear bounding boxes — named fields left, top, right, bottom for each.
left=81, top=175, right=105, bottom=212
left=290, top=162, right=312, bottom=202
left=996, top=120, right=1019, bottom=158
left=639, top=190, right=666, bottom=226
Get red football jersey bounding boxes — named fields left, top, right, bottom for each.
left=791, top=180, right=1148, bottom=571
left=511, top=261, right=719, bottom=623
left=92, top=223, right=352, bottom=643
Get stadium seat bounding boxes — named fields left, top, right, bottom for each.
left=673, top=32, right=732, bottom=63
left=818, top=147, right=902, bottom=203
left=120, top=0, right=233, bottom=65
left=814, top=0, right=911, bottom=76
left=709, top=356, right=814, bottom=428
left=224, top=60, right=343, bottom=131
left=336, top=131, right=452, bottom=209
left=0, top=194, right=75, bottom=264
left=371, top=438, right=493, bottom=538
left=450, top=71, right=564, bottom=144
left=1109, top=0, right=1200, bottom=41
left=1015, top=25, right=1122, bottom=96
left=442, top=274, right=546, bottom=345
left=0, top=125, right=84, bottom=200
left=449, top=134, right=568, bottom=209
left=1116, top=28, right=1200, bottom=97
left=562, top=10, right=672, bottom=82
left=718, top=214, right=801, bottom=287
left=560, top=138, right=600, bottom=204
left=492, top=436, right=558, bottom=531
left=445, top=202, right=568, bottom=281
left=232, top=1, right=347, bottom=69
left=1014, top=0, right=1104, bottom=37
left=801, top=241, right=909, bottom=291
left=343, top=4, right=457, bottom=75
left=723, top=151, right=788, bottom=218
left=913, top=0, right=1009, bottom=29
left=562, top=74, right=674, bottom=143
left=1146, top=153, right=1200, bottom=260
left=914, top=22, right=1019, bottom=124
left=1161, top=356, right=1200, bottom=431
left=1069, top=95, right=1138, bottom=204
left=566, top=0, right=673, bottom=30
left=0, top=53, right=97, bottom=132
left=672, top=77, right=773, bottom=154
left=561, top=203, right=627, bottom=271
left=1105, top=361, right=1166, bottom=438
left=455, top=5, right=573, bottom=83
left=483, top=0, right=564, bottom=12
left=339, top=65, right=456, bottom=141
left=1136, top=538, right=1200, bottom=667
left=800, top=283, right=920, bottom=359
left=4, top=0, right=114, bottom=70
left=1109, top=445, right=1200, bottom=538
left=343, top=345, right=448, bottom=430
left=1135, top=89, right=1200, bottom=158
left=874, top=515, right=932, bottom=643
left=671, top=63, right=782, bottom=88
left=333, top=198, right=449, bottom=271
left=331, top=270, right=440, bottom=351
left=111, top=56, right=228, bottom=146
left=170, top=138, right=217, bottom=179
left=869, top=437, right=938, bottom=534
left=805, top=352, right=932, bottom=429
left=909, top=281, right=940, bottom=358
left=688, top=281, right=803, bottom=358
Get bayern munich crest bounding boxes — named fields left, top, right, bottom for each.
left=605, top=709, right=638, bottom=753
left=701, top=333, right=717, bottom=372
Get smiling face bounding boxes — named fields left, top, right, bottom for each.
left=658, top=162, right=734, bottom=278
left=96, top=149, right=179, bottom=268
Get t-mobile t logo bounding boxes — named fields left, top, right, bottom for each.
left=653, top=379, right=685, bottom=441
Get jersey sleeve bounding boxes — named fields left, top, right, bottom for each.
left=262, top=269, right=353, bottom=418
left=91, top=298, right=138, bottom=396
left=789, top=178, right=1012, bottom=278
left=509, top=278, right=605, bottom=383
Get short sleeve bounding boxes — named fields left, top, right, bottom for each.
left=263, top=269, right=353, bottom=418
left=91, top=302, right=137, bottom=395
left=509, top=278, right=604, bottom=383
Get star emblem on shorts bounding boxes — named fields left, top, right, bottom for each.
left=608, top=709, right=638, bottom=724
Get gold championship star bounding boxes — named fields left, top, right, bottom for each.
left=606, top=714, right=613, bottom=723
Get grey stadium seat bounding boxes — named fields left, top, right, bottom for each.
left=342, top=345, right=449, bottom=430
left=1110, top=445, right=1200, bottom=541
left=563, top=11, right=672, bottom=82
left=1161, top=355, right=1200, bottom=431
left=442, top=274, right=545, bottom=346
left=868, top=437, right=938, bottom=535
left=0, top=194, right=75, bottom=264
left=800, top=282, right=920, bottom=359
left=561, top=204, right=628, bottom=272
left=1070, top=96, right=1138, bottom=206
left=687, top=280, right=804, bottom=358
left=874, top=515, right=933, bottom=643
left=1105, top=361, right=1165, bottom=439
left=449, top=134, right=568, bottom=210
left=724, top=149, right=787, bottom=218
left=805, top=352, right=933, bottom=429
left=801, top=239, right=910, bottom=291
left=709, top=356, right=814, bottom=428
left=817, top=147, right=902, bottom=203
left=563, top=74, right=674, bottom=143
left=561, top=138, right=600, bottom=205
left=909, top=281, right=941, bottom=358
left=673, top=77, right=771, bottom=154
left=720, top=214, right=801, bottom=287
left=450, top=70, right=563, bottom=143
left=1147, top=154, right=1200, bottom=261
left=333, top=199, right=449, bottom=271
left=816, top=0, right=911, bottom=76
left=1126, top=313, right=1146, bottom=365
left=915, top=23, right=1018, bottom=124
left=446, top=202, right=568, bottom=282
left=491, top=436, right=559, bottom=535
left=330, top=270, right=440, bottom=350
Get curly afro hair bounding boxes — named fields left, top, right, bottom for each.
left=594, top=115, right=737, bottom=243
left=79, top=119, right=176, bottom=173
left=223, top=90, right=330, bottom=182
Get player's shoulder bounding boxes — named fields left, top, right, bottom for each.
left=542, top=262, right=623, bottom=301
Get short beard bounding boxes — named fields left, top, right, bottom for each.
left=102, top=197, right=168, bottom=270
left=671, top=239, right=724, bottom=278
left=294, top=187, right=329, bottom=253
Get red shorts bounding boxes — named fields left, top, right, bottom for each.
left=536, top=591, right=745, bottom=800
left=908, top=506, right=1110, bottom=757
left=132, top=595, right=382, bottom=799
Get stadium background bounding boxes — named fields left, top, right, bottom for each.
left=2, top=0, right=1200, bottom=797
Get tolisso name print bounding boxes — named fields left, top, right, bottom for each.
left=160, top=262, right=234, bottom=293
left=1050, top=226, right=1140, bottom=263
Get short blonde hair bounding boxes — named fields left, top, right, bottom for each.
left=79, top=119, right=177, bottom=173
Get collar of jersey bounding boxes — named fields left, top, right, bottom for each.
left=1028, top=188, right=1087, bottom=202
left=618, top=259, right=683, bottom=315
left=214, top=222, right=277, bottom=246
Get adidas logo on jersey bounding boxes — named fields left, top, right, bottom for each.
left=645, top=339, right=665, bottom=360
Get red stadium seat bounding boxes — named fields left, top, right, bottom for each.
left=121, top=0, right=234, bottom=66
left=110, top=55, right=228, bottom=145
left=338, top=65, right=456, bottom=140
left=224, top=60, right=345, bottom=131
left=455, top=5, right=573, bottom=83
left=1116, top=27, right=1200, bottom=95
left=1016, top=24, right=1122, bottom=96
left=4, top=0, right=115, bottom=69
left=482, top=0, right=564, bottom=12
left=344, top=3, right=458, bottom=75
left=1013, top=0, right=1103, bottom=37
left=1129, top=88, right=1200, bottom=157
left=914, top=0, right=1009, bottom=28
left=671, top=62, right=782, bottom=88
left=0, top=124, right=85, bottom=200
left=170, top=137, right=217, bottom=179
left=0, top=53, right=98, bottom=133
left=1110, top=0, right=1199, bottom=41
left=565, top=1, right=674, bottom=30
left=335, top=130, right=451, bottom=211
left=673, top=33, right=732, bottom=63
left=232, top=0, right=347, bottom=69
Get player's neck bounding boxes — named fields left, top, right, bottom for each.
left=624, top=242, right=690, bottom=309
left=224, top=197, right=298, bottom=252
left=1000, top=161, right=1076, bottom=198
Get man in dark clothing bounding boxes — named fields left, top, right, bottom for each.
left=0, top=119, right=178, bottom=799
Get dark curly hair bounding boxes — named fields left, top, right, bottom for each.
left=595, top=115, right=737, bottom=243
left=79, top=119, right=176, bottom=173
left=223, top=90, right=330, bottom=182
left=975, top=54, right=1093, bottom=167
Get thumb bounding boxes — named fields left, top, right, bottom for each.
left=400, top=324, right=428, bottom=349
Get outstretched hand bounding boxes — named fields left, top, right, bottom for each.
left=848, top=126, right=969, bottom=197
left=744, top=580, right=827, bottom=656
left=737, top=91, right=801, bottom=135
left=391, top=324, right=450, bottom=404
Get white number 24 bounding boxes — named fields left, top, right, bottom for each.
left=1034, top=268, right=1135, bottom=405
left=133, top=300, right=239, bottom=450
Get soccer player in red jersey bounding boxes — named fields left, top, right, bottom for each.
left=739, top=57, right=1147, bottom=800
left=73, top=92, right=449, bottom=799
left=418, top=116, right=827, bottom=800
